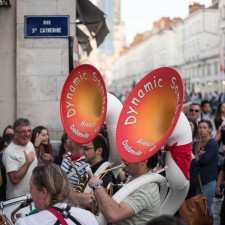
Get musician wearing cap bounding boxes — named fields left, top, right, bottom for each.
left=88, top=153, right=160, bottom=225
left=15, top=163, right=98, bottom=225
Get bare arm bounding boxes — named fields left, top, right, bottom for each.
left=89, top=175, right=134, bottom=223
left=216, top=169, right=225, bottom=195
left=8, top=150, right=35, bottom=185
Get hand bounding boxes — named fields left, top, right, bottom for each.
left=216, top=186, right=221, bottom=195
left=118, top=169, right=127, bottom=182
left=198, top=148, right=205, bottom=156
left=71, top=191, right=94, bottom=208
left=88, top=175, right=103, bottom=188
left=34, top=133, right=43, bottom=147
left=24, top=150, right=35, bottom=165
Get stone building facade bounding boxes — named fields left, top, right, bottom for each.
left=0, top=0, right=76, bottom=138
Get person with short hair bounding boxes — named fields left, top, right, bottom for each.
left=15, top=163, right=98, bottom=225
left=189, top=103, right=201, bottom=124
left=201, top=100, right=212, bottom=121
left=88, top=153, right=160, bottom=225
left=71, top=133, right=117, bottom=209
left=2, top=118, right=37, bottom=199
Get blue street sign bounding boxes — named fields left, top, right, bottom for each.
left=25, top=16, right=69, bottom=38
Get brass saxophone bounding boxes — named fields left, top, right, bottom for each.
left=10, top=198, right=33, bottom=224
left=69, top=156, right=91, bottom=193
left=0, top=213, right=12, bottom=225
left=91, top=163, right=126, bottom=215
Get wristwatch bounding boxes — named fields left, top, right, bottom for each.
left=92, top=183, right=102, bottom=191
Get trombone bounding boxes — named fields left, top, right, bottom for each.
left=91, top=163, right=126, bottom=215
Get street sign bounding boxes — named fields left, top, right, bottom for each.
left=24, top=16, right=69, bottom=38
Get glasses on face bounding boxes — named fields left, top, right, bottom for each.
left=190, top=109, right=200, bottom=113
left=82, top=146, right=95, bottom=151
left=15, top=129, right=32, bottom=135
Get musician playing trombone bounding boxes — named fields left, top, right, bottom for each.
left=88, top=153, right=160, bottom=225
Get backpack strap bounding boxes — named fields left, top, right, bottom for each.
left=47, top=206, right=82, bottom=225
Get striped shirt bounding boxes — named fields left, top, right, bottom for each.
left=61, top=152, right=90, bottom=188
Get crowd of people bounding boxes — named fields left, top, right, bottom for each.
left=0, top=90, right=224, bottom=224
left=181, top=96, right=225, bottom=225
left=0, top=117, right=162, bottom=225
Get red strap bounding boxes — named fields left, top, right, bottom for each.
left=165, top=142, right=192, bottom=180
left=47, top=208, right=68, bottom=225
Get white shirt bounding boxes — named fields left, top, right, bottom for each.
left=2, top=141, right=37, bottom=199
left=15, top=203, right=98, bottom=225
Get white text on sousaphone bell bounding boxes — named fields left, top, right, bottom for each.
left=124, top=76, right=180, bottom=125
left=65, top=71, right=106, bottom=119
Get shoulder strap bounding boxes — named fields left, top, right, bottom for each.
left=47, top=208, right=68, bottom=225
left=198, top=175, right=204, bottom=193
left=48, top=206, right=82, bottom=225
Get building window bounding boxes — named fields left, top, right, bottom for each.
left=222, top=6, right=225, bottom=20
left=214, top=62, right=218, bottom=76
left=207, top=64, right=211, bottom=76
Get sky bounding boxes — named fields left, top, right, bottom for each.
left=121, top=0, right=213, bottom=45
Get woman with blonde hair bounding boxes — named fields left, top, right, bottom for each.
left=15, top=163, right=98, bottom=225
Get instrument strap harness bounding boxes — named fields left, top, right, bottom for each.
left=47, top=205, right=82, bottom=225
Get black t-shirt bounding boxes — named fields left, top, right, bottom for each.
left=91, top=159, right=117, bottom=191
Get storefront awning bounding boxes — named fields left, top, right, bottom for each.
left=76, top=0, right=109, bottom=55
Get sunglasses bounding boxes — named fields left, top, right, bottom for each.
left=190, top=109, right=200, bottom=113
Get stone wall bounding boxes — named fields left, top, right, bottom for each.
left=0, top=0, right=76, bottom=140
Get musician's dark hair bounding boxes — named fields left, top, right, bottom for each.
left=198, top=119, right=213, bottom=129
left=31, top=126, right=54, bottom=156
left=200, top=100, right=210, bottom=108
left=147, top=152, right=158, bottom=169
left=146, top=215, right=187, bottom=225
left=92, top=133, right=109, bottom=160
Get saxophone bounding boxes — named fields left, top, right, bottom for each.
left=10, top=198, right=33, bottom=224
left=0, top=213, right=12, bottom=225
left=69, top=156, right=92, bottom=193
